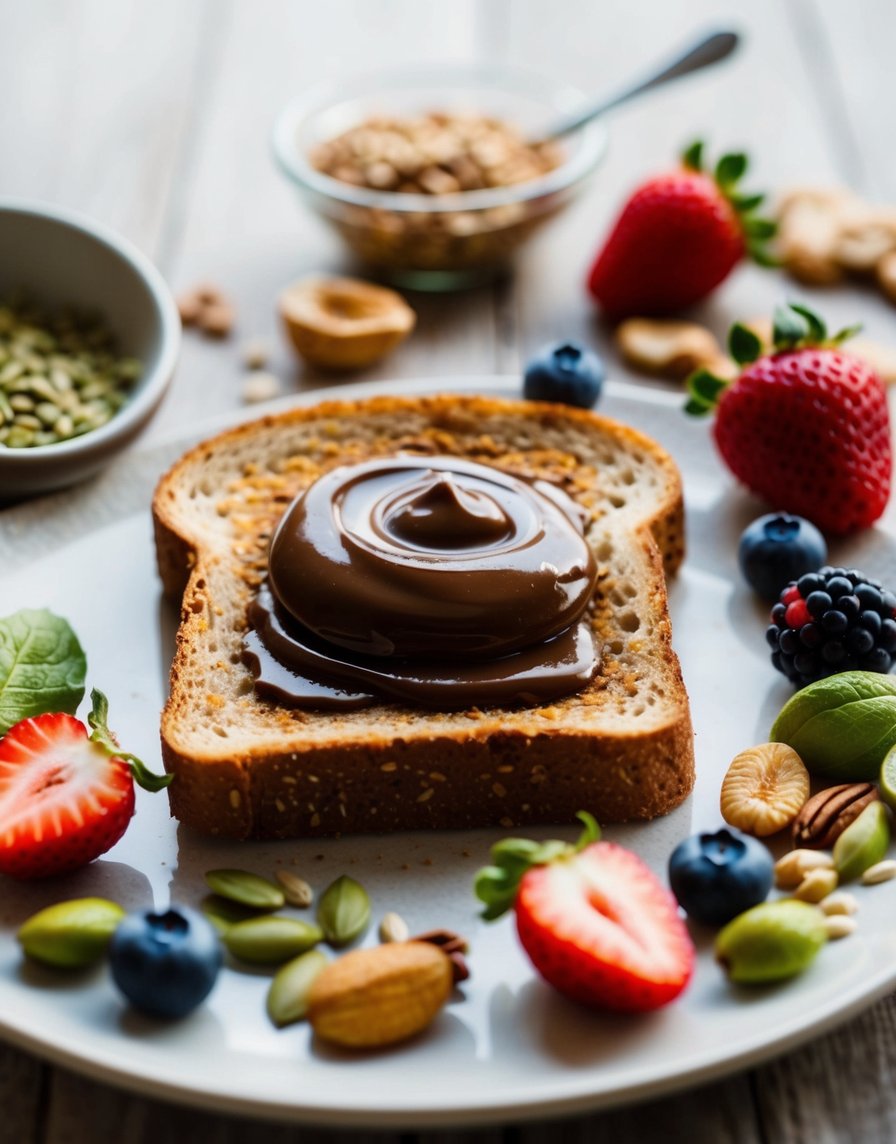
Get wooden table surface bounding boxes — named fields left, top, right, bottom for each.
left=3, top=1, right=896, bottom=1140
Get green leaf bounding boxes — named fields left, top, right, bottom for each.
left=744, top=217, right=777, bottom=240
left=787, top=303, right=827, bottom=343
left=728, top=323, right=763, bottom=365
left=687, top=368, right=729, bottom=405
left=0, top=608, right=86, bottom=734
left=831, top=322, right=862, bottom=346
left=684, top=397, right=713, bottom=417
left=729, top=191, right=765, bottom=212
left=474, top=813, right=602, bottom=922
left=773, top=304, right=809, bottom=349
left=747, top=243, right=781, bottom=269
left=86, top=688, right=172, bottom=792
left=681, top=140, right=704, bottom=172
left=715, top=152, right=748, bottom=187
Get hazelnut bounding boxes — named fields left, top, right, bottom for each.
left=279, top=276, right=415, bottom=371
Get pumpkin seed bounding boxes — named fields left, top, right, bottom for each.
left=274, top=869, right=314, bottom=908
left=317, top=875, right=371, bottom=948
left=18, top=898, right=125, bottom=968
left=200, top=894, right=265, bottom=935
left=224, top=916, right=323, bottom=965
left=204, top=868, right=285, bottom=910
left=266, top=949, right=328, bottom=1027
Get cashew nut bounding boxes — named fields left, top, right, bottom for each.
left=615, top=318, right=733, bottom=380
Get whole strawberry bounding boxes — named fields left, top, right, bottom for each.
left=686, top=303, right=892, bottom=534
left=475, top=813, right=694, bottom=1012
left=587, top=141, right=775, bottom=320
left=0, top=689, right=171, bottom=879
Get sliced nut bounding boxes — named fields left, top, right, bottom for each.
left=307, top=940, right=453, bottom=1049
left=775, top=848, right=836, bottom=889
left=820, top=890, right=859, bottom=916
left=860, top=858, right=896, bottom=885
left=378, top=911, right=410, bottom=944
left=241, top=370, right=281, bottom=404
left=280, top=276, right=415, bottom=371
left=275, top=869, right=314, bottom=908
left=776, top=187, right=855, bottom=285
left=876, top=250, right=896, bottom=304
left=792, top=782, right=878, bottom=849
left=824, top=914, right=858, bottom=940
left=199, top=300, right=236, bottom=338
left=721, top=743, right=810, bottom=837
left=792, top=866, right=839, bottom=903
left=615, top=318, right=723, bottom=380
left=832, top=208, right=896, bottom=272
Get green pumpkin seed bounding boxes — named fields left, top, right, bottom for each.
left=715, top=899, right=827, bottom=984
left=18, top=898, right=125, bottom=968
left=204, top=868, right=285, bottom=910
left=833, top=801, right=891, bottom=882
left=266, top=949, right=328, bottom=1027
left=316, top=875, right=371, bottom=948
left=200, top=894, right=265, bottom=935
left=224, top=916, right=323, bottom=965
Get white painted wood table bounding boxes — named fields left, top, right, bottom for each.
left=2, top=1, right=895, bottom=1140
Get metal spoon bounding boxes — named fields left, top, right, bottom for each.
left=533, top=29, right=740, bottom=143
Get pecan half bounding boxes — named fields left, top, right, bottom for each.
left=792, top=783, right=878, bottom=849
left=409, top=928, right=470, bottom=984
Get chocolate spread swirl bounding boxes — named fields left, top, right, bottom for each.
left=243, top=455, right=600, bottom=709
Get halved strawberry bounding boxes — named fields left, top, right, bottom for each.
left=475, top=814, right=694, bottom=1012
left=0, top=690, right=170, bottom=880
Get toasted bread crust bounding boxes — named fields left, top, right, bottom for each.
left=153, top=393, right=693, bottom=840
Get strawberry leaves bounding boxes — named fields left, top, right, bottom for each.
left=771, top=302, right=861, bottom=352
left=474, top=811, right=600, bottom=921
left=679, top=140, right=777, bottom=265
left=86, top=689, right=171, bottom=792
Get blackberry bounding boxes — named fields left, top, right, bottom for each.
left=767, top=566, right=896, bottom=686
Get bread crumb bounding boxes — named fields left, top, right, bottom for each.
left=381, top=762, right=398, bottom=772
left=492, top=782, right=507, bottom=798
left=310, top=812, right=321, bottom=827
left=416, top=788, right=434, bottom=803
left=229, top=789, right=241, bottom=809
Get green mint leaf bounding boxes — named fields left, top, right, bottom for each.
left=773, top=304, right=809, bottom=349
left=787, top=303, right=827, bottom=343
left=715, top=152, right=748, bottom=187
left=831, top=323, right=862, bottom=346
left=86, top=688, right=172, bottom=792
left=681, top=140, right=704, bottom=172
left=747, top=243, right=781, bottom=268
left=729, top=322, right=763, bottom=365
left=0, top=608, right=86, bottom=734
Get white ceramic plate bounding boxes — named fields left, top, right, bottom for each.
left=1, top=376, right=895, bottom=1130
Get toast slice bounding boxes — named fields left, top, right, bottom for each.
left=152, top=394, right=694, bottom=840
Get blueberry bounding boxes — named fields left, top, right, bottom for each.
left=668, top=827, right=774, bottom=926
left=109, top=905, right=222, bottom=1019
left=737, top=513, right=827, bottom=601
left=522, top=341, right=605, bottom=409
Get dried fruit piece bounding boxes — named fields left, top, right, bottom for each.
left=720, top=743, right=810, bottom=836
left=279, top=277, right=415, bottom=371
left=307, top=941, right=453, bottom=1049
left=791, top=783, right=879, bottom=849
left=776, top=188, right=853, bottom=285
left=715, top=899, right=827, bottom=984
left=833, top=801, right=891, bottom=882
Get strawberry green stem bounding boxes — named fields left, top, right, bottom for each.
left=87, top=689, right=172, bottom=792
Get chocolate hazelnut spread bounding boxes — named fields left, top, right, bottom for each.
left=243, top=455, right=600, bottom=709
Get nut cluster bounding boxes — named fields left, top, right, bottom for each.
left=777, top=188, right=896, bottom=303
left=0, top=297, right=141, bottom=448
left=307, top=113, right=566, bottom=274
left=310, top=112, right=562, bottom=197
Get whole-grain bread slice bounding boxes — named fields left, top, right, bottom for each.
left=152, top=394, right=694, bottom=840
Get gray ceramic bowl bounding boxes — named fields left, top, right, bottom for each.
left=0, top=201, right=180, bottom=498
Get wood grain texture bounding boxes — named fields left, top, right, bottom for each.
left=1, top=0, right=895, bottom=1142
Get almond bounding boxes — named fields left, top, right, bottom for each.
left=307, top=940, right=453, bottom=1049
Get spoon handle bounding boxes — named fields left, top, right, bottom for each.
left=535, top=29, right=740, bottom=143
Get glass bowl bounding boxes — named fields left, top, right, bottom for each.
left=272, top=66, right=608, bottom=291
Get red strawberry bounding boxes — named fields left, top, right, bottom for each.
left=475, top=814, right=694, bottom=1012
left=587, top=141, right=775, bottom=320
left=0, top=690, right=170, bottom=879
left=686, top=304, right=892, bottom=534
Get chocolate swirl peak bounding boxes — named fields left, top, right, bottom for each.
left=244, top=455, right=600, bottom=709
